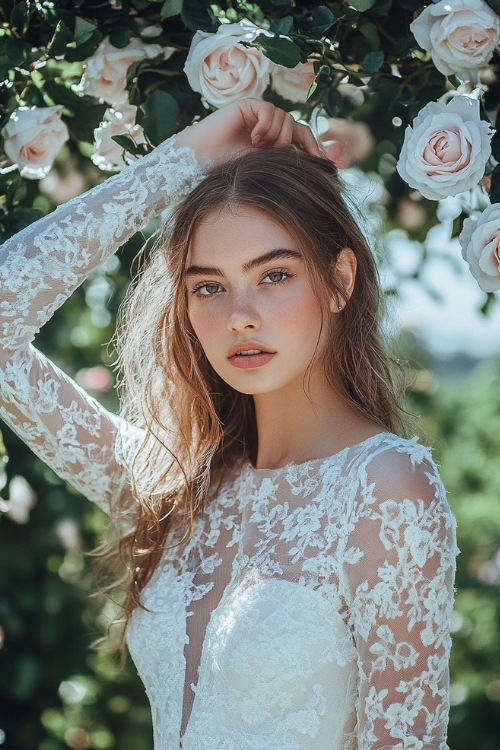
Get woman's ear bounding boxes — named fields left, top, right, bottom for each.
left=330, top=247, right=357, bottom=312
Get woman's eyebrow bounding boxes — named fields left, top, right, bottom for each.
left=185, top=249, right=302, bottom=278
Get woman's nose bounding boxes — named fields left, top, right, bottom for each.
left=227, top=292, right=261, bottom=333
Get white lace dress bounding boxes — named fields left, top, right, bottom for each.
left=0, top=137, right=458, bottom=750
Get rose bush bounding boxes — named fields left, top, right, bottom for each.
left=80, top=36, right=171, bottom=106
left=396, top=96, right=492, bottom=200
left=410, top=0, right=500, bottom=82
left=459, top=203, right=500, bottom=292
left=1, top=0, right=500, bottom=298
left=1, top=105, right=69, bottom=180
left=184, top=20, right=271, bottom=108
left=92, top=105, right=145, bottom=172
left=270, top=61, right=316, bottom=103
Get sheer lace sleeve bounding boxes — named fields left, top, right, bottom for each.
left=0, top=138, right=204, bottom=512
left=343, top=442, right=458, bottom=750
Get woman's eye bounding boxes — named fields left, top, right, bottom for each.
left=262, top=270, right=289, bottom=284
left=193, top=282, right=222, bottom=296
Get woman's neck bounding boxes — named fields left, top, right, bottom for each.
left=252, top=377, right=382, bottom=470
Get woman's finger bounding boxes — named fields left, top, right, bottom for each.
left=292, top=121, right=324, bottom=158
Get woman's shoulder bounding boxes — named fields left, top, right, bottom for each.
left=343, top=431, right=450, bottom=512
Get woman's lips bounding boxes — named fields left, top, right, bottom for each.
left=227, top=343, right=275, bottom=369
left=229, top=351, right=275, bottom=368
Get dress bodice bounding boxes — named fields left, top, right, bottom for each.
left=126, top=435, right=458, bottom=750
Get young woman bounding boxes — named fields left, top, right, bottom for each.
left=0, top=100, right=457, bottom=750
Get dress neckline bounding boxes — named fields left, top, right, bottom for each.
left=248, top=430, right=394, bottom=476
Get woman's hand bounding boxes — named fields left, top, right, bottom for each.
left=174, top=99, right=323, bottom=168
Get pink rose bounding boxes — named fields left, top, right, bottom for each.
left=319, top=119, right=375, bottom=168
left=80, top=36, right=173, bottom=106
left=410, top=0, right=500, bottom=82
left=459, top=203, right=500, bottom=292
left=184, top=20, right=271, bottom=108
left=271, top=61, right=316, bottom=103
left=1, top=105, right=69, bottom=180
left=92, top=105, right=145, bottom=172
left=397, top=96, right=492, bottom=200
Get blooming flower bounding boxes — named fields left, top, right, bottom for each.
left=80, top=36, right=173, bottom=106
left=459, top=203, right=500, bottom=291
left=184, top=20, right=271, bottom=108
left=410, top=0, right=500, bottom=82
left=1, top=105, right=69, bottom=180
left=396, top=95, right=492, bottom=200
left=271, top=61, right=316, bottom=103
left=92, top=105, right=146, bottom=171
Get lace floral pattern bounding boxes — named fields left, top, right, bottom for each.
left=0, top=137, right=203, bottom=510
left=128, top=435, right=457, bottom=750
left=0, top=140, right=458, bottom=750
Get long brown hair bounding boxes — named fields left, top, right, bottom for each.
left=113, top=146, right=406, bottom=622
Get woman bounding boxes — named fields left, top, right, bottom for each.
left=0, top=100, right=457, bottom=750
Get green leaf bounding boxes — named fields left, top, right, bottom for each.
left=252, top=34, right=301, bottom=68
left=327, top=87, right=343, bottom=115
left=5, top=37, right=31, bottom=66
left=485, top=0, right=500, bottom=14
left=73, top=17, right=98, bottom=46
left=372, top=0, right=393, bottom=15
left=139, top=89, right=179, bottom=144
left=112, top=134, right=149, bottom=158
left=65, top=31, right=103, bottom=62
left=270, top=16, right=294, bottom=35
left=181, top=0, right=219, bottom=34
left=10, top=1, right=30, bottom=35
left=10, top=207, right=44, bottom=231
left=362, top=49, right=384, bottom=73
left=47, top=20, right=74, bottom=57
left=109, top=27, right=134, bottom=49
left=359, top=21, right=380, bottom=49
left=491, top=111, right=500, bottom=163
left=42, top=80, right=107, bottom=142
left=161, top=0, right=183, bottom=18
left=348, top=0, right=375, bottom=10
left=310, top=6, right=336, bottom=38
left=490, top=164, right=500, bottom=204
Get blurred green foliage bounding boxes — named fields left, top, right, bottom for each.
left=403, top=342, right=500, bottom=750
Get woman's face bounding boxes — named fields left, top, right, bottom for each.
left=185, top=205, right=331, bottom=399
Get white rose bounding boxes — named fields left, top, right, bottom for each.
left=80, top=36, right=173, bottom=106
left=184, top=20, right=271, bottom=108
left=396, top=96, right=492, bottom=200
left=459, top=203, right=500, bottom=292
left=410, top=0, right=500, bottom=82
left=271, top=61, right=316, bottom=103
left=1, top=105, right=69, bottom=180
left=92, top=105, right=145, bottom=172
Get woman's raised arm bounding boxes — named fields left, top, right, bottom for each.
left=0, top=100, right=319, bottom=512
left=0, top=128, right=205, bottom=512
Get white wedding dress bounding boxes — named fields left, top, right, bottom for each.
left=0, top=136, right=458, bottom=750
